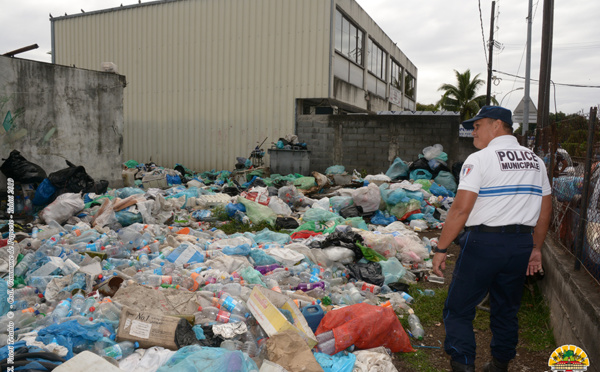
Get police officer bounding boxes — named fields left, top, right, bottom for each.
left=432, top=106, right=552, bottom=372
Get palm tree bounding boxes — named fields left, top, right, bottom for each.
left=437, top=69, right=496, bottom=122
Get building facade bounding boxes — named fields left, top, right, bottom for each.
left=52, top=0, right=417, bottom=171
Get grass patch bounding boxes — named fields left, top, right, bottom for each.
left=518, top=281, right=555, bottom=351
left=408, top=286, right=448, bottom=327
left=396, top=350, right=446, bottom=372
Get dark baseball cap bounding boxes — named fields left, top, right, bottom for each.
left=461, top=105, right=513, bottom=130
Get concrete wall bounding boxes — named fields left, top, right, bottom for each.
left=540, top=239, right=600, bottom=372
left=0, top=56, right=125, bottom=188
left=296, top=112, right=477, bottom=174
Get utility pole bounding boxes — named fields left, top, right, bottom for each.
left=522, top=0, right=533, bottom=146
left=537, top=0, right=554, bottom=130
left=486, top=1, right=496, bottom=106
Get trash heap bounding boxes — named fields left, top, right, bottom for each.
left=0, top=144, right=458, bottom=372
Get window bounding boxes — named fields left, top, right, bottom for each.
left=335, top=9, right=363, bottom=65
left=390, top=60, right=402, bottom=90
left=367, top=39, right=386, bottom=80
left=404, top=73, right=416, bottom=100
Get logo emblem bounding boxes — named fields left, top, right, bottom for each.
left=461, top=164, right=474, bottom=178
left=548, top=345, right=590, bottom=371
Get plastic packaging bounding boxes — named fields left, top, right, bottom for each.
left=100, top=341, right=139, bottom=360
left=408, top=312, right=425, bottom=340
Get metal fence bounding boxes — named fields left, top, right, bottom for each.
left=536, top=107, right=600, bottom=283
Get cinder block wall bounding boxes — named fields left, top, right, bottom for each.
left=540, top=240, right=600, bottom=372
left=296, top=113, right=477, bottom=174
left=0, top=56, right=125, bottom=189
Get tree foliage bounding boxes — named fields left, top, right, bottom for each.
left=437, top=69, right=496, bottom=122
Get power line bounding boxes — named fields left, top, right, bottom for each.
left=478, top=0, right=488, bottom=64
left=493, top=70, right=600, bottom=88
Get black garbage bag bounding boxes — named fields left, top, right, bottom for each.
left=387, top=282, right=410, bottom=293
left=309, top=226, right=364, bottom=261
left=174, top=318, right=218, bottom=348
left=339, top=205, right=363, bottom=218
left=275, top=217, right=299, bottom=230
left=452, top=161, right=464, bottom=184
left=345, top=261, right=385, bottom=287
left=48, top=160, right=103, bottom=195
left=0, top=150, right=47, bottom=184
left=408, top=157, right=433, bottom=174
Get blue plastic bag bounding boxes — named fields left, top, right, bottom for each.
left=385, top=157, right=409, bottom=180
left=157, top=345, right=258, bottom=372
left=226, top=202, right=247, bottom=217
left=325, top=165, right=346, bottom=175
left=167, top=174, right=182, bottom=185
left=249, top=249, right=279, bottom=266
left=314, top=351, right=356, bottom=372
left=434, top=171, right=457, bottom=193
left=370, top=210, right=397, bottom=225
left=410, top=168, right=432, bottom=181
left=115, top=210, right=143, bottom=227
left=115, top=187, right=145, bottom=199
left=253, top=228, right=292, bottom=245
left=0, top=278, right=9, bottom=317
left=429, top=182, right=454, bottom=197
left=33, top=178, right=56, bottom=206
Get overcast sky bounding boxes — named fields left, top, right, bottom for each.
left=1, top=0, right=598, bottom=115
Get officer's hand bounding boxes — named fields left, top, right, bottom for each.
left=527, top=248, right=542, bottom=276
left=432, top=252, right=447, bottom=277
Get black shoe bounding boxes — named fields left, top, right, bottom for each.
left=450, top=360, right=475, bottom=372
left=483, top=357, right=509, bottom=372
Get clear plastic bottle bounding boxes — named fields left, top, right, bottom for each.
left=71, top=292, right=86, bottom=315
left=408, top=312, right=425, bottom=340
left=100, top=341, right=139, bottom=360
left=51, top=299, right=72, bottom=322
left=355, top=281, right=381, bottom=294
left=212, top=294, right=250, bottom=317
left=195, top=306, right=245, bottom=324
left=285, top=262, right=310, bottom=275
left=13, top=286, right=39, bottom=301
left=264, top=278, right=281, bottom=293
left=14, top=253, right=37, bottom=277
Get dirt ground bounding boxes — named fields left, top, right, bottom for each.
left=391, top=230, right=554, bottom=372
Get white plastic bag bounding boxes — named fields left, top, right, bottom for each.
left=422, top=144, right=443, bottom=160
left=40, top=193, right=84, bottom=224
left=352, top=183, right=381, bottom=213
left=268, top=196, right=293, bottom=216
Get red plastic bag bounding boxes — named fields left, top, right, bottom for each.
left=315, top=303, right=414, bottom=354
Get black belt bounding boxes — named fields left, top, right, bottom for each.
left=465, top=224, right=534, bottom=234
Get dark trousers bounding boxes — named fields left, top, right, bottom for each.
left=443, top=230, right=533, bottom=365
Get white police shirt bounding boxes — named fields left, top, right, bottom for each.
left=458, top=135, right=551, bottom=227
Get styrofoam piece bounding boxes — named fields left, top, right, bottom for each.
left=54, top=351, right=125, bottom=372
left=196, top=193, right=232, bottom=207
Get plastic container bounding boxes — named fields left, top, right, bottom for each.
left=100, top=341, right=139, bottom=360
left=301, top=305, right=324, bottom=333
left=408, top=313, right=425, bottom=340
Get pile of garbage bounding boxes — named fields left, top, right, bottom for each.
left=0, top=144, right=458, bottom=371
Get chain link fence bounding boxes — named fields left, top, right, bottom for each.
left=536, top=107, right=600, bottom=284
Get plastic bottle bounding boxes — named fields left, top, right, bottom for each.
left=71, top=292, right=86, bottom=315
left=100, top=341, right=139, bottom=360
left=28, top=276, right=59, bottom=291
left=399, top=291, right=414, bottom=304
left=296, top=281, right=325, bottom=292
left=254, top=264, right=282, bottom=275
left=408, top=312, right=425, bottom=340
left=195, top=306, right=245, bottom=324
left=212, top=295, right=250, bottom=317
left=51, top=299, right=72, bottom=322
left=316, top=330, right=336, bottom=355
left=23, top=196, right=32, bottom=214
left=13, top=286, right=40, bottom=301
left=264, top=278, right=281, bottom=293
left=299, top=271, right=321, bottom=284
left=14, top=253, right=37, bottom=277
left=285, top=262, right=310, bottom=275
left=355, top=281, right=381, bottom=294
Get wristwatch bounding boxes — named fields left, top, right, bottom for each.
left=432, top=247, right=448, bottom=254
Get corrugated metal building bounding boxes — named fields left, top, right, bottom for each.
left=51, top=0, right=417, bottom=171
